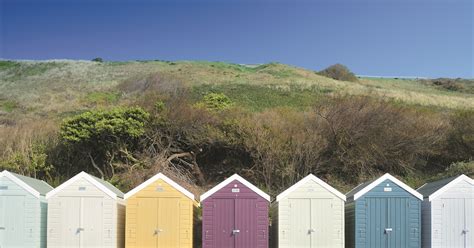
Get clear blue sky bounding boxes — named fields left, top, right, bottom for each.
left=1, top=0, right=473, bottom=78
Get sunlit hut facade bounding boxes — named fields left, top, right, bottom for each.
left=125, top=173, right=197, bottom=248
left=345, top=173, right=423, bottom=248
left=418, top=174, right=473, bottom=248
left=46, top=171, right=125, bottom=248
left=0, top=170, right=53, bottom=248
left=271, top=174, right=346, bottom=248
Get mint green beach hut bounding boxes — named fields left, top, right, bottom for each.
left=0, top=170, right=53, bottom=248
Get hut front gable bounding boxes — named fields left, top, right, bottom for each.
left=127, top=178, right=186, bottom=199
left=49, top=177, right=112, bottom=199
left=351, top=174, right=423, bottom=201
left=203, top=179, right=266, bottom=202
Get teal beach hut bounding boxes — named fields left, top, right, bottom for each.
left=0, top=170, right=53, bottom=248
left=345, top=173, right=423, bottom=248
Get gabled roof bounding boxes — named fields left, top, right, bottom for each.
left=417, top=174, right=473, bottom=201
left=346, top=173, right=423, bottom=201
left=0, top=170, right=53, bottom=198
left=200, top=174, right=271, bottom=202
left=124, top=173, right=194, bottom=200
left=46, top=171, right=124, bottom=200
left=276, top=174, right=346, bottom=202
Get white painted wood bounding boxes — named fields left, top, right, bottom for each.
left=0, top=175, right=47, bottom=247
left=421, top=176, right=474, bottom=248
left=47, top=173, right=124, bottom=248
left=274, top=177, right=344, bottom=248
left=353, top=173, right=423, bottom=200
left=466, top=198, right=473, bottom=248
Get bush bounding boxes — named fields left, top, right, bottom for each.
left=318, top=64, right=358, bottom=82
left=199, top=93, right=233, bottom=111
left=92, top=57, right=104, bottom=63
left=60, top=107, right=149, bottom=179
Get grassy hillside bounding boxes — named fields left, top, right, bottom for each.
left=1, top=60, right=473, bottom=116
left=0, top=60, right=473, bottom=195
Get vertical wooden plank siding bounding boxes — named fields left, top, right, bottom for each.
left=125, top=178, right=193, bottom=248
left=202, top=179, right=269, bottom=248
left=275, top=179, right=345, bottom=248
left=47, top=177, right=123, bottom=248
left=427, top=179, right=474, bottom=248
left=0, top=176, right=45, bottom=248
left=350, top=179, right=421, bottom=248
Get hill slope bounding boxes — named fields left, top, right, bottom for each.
left=0, top=60, right=473, bottom=195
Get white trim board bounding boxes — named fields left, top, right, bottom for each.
left=427, top=174, right=474, bottom=202
left=353, top=173, right=423, bottom=201
left=200, top=174, right=271, bottom=202
left=46, top=171, right=122, bottom=200
left=124, top=173, right=195, bottom=200
left=0, top=170, right=48, bottom=199
left=276, top=174, right=346, bottom=202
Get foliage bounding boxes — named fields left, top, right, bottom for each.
left=318, top=63, right=358, bottom=82
left=92, top=57, right=104, bottom=62
left=198, top=93, right=233, bottom=111
left=0, top=143, right=54, bottom=180
left=445, top=109, right=474, bottom=162
left=0, top=60, right=20, bottom=70
left=60, top=107, right=149, bottom=178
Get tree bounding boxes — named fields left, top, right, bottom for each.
left=60, top=107, right=149, bottom=179
left=318, top=63, right=358, bottom=82
left=92, top=57, right=104, bottom=62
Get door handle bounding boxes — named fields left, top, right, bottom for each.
left=384, top=228, right=393, bottom=234
left=154, top=229, right=163, bottom=235
left=308, top=228, right=316, bottom=234
left=0, top=227, right=5, bottom=230
left=232, top=229, right=240, bottom=235
left=463, top=229, right=469, bottom=234
left=76, top=228, right=84, bottom=234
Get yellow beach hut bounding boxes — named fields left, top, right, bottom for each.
left=124, top=173, right=196, bottom=248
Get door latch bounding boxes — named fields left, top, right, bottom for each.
left=232, top=229, right=240, bottom=235
left=384, top=228, right=393, bottom=234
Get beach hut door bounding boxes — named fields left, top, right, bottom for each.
left=157, top=198, right=180, bottom=248
left=234, top=198, right=258, bottom=248
left=464, top=199, right=473, bottom=247
left=367, top=197, right=411, bottom=248
left=442, top=198, right=467, bottom=247
left=80, top=197, right=104, bottom=247
left=214, top=198, right=235, bottom=247
left=0, top=196, right=4, bottom=246
left=0, top=196, right=25, bottom=247
left=289, top=199, right=311, bottom=247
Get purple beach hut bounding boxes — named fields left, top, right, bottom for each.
left=200, top=174, right=271, bottom=248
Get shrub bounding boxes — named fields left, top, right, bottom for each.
left=199, top=93, right=233, bottom=111
left=60, top=107, right=149, bottom=179
left=318, top=64, right=358, bottom=82
left=92, top=57, right=104, bottom=62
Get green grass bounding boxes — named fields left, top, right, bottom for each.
left=0, top=99, right=19, bottom=113
left=84, top=91, right=120, bottom=105
left=192, top=84, right=326, bottom=111
left=0, top=61, right=20, bottom=70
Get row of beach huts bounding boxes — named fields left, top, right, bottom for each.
left=0, top=170, right=472, bottom=248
